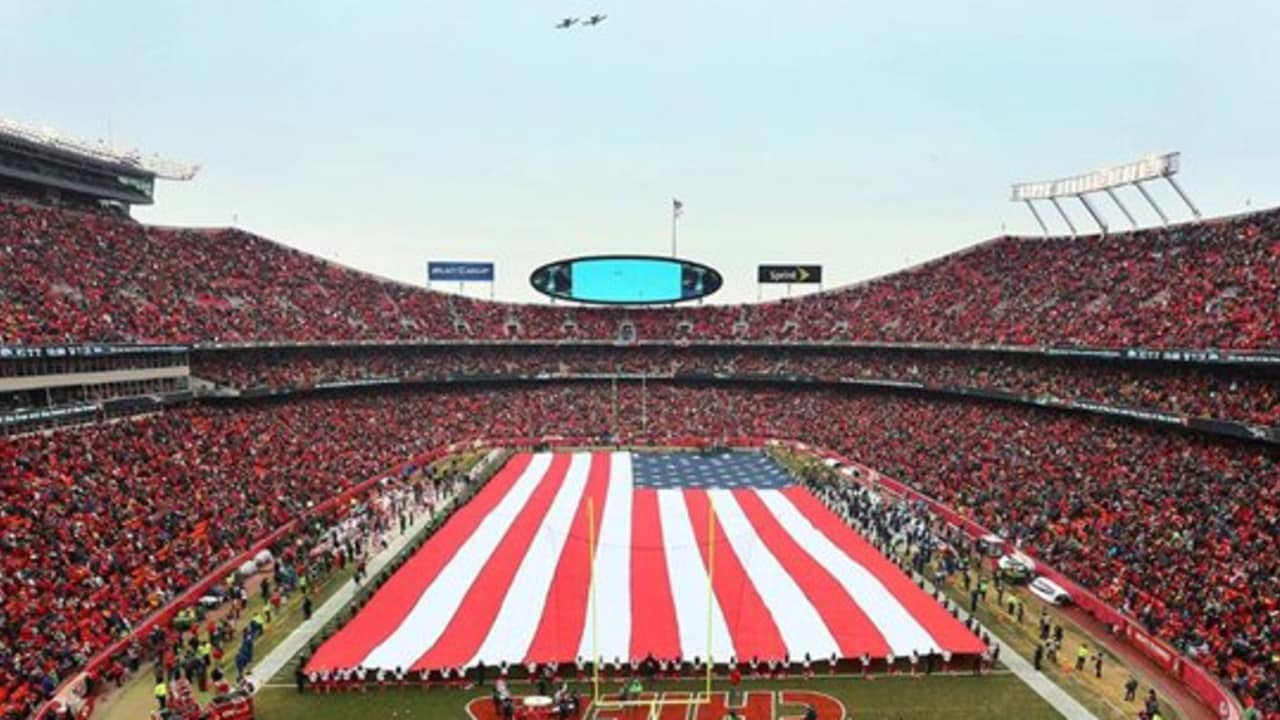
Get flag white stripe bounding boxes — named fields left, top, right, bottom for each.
left=469, top=452, right=592, bottom=666
left=756, top=489, right=939, bottom=656
left=578, top=452, right=632, bottom=663
left=707, top=489, right=840, bottom=660
left=361, top=453, right=554, bottom=669
left=657, top=488, right=735, bottom=662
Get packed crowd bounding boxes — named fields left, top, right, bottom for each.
left=192, top=346, right=1280, bottom=427
left=0, top=389, right=579, bottom=720
left=3, top=199, right=1278, bottom=348
left=621, top=384, right=1280, bottom=715
left=135, top=469, right=444, bottom=714
left=2, top=382, right=1276, bottom=717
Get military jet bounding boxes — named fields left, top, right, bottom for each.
left=583, top=14, right=607, bottom=26
left=554, top=17, right=579, bottom=29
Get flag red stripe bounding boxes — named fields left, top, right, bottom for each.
left=682, top=489, right=788, bottom=662
left=628, top=488, right=682, bottom=659
left=305, top=453, right=534, bottom=671
left=523, top=452, right=613, bottom=662
left=731, top=489, right=891, bottom=658
left=411, top=454, right=574, bottom=669
left=781, top=486, right=985, bottom=654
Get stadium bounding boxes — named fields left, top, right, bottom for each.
left=3, top=5, right=1279, bottom=720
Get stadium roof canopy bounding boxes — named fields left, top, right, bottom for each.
left=0, top=117, right=198, bottom=209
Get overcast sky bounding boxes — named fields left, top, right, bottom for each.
left=4, top=1, right=1279, bottom=303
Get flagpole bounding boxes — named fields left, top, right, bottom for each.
left=671, top=207, right=678, bottom=257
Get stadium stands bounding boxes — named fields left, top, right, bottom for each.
left=3, top=197, right=1279, bottom=719
left=0, top=387, right=603, bottom=720
left=3, top=198, right=1278, bottom=347
left=192, top=346, right=1280, bottom=428
left=3, top=384, right=1277, bottom=718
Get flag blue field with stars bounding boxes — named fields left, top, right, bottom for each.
left=631, top=451, right=795, bottom=489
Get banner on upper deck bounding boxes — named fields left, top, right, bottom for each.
left=428, top=262, right=495, bottom=282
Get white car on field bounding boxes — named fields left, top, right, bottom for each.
left=1028, top=576, right=1073, bottom=606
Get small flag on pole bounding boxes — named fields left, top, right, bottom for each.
left=673, top=198, right=684, bottom=218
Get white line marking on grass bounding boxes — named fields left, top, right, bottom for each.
left=912, top=573, right=1099, bottom=720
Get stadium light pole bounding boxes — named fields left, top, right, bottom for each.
left=1011, top=152, right=1189, bottom=235
left=1134, top=182, right=1170, bottom=226
left=1049, top=198, right=1078, bottom=238
left=1104, top=188, right=1139, bottom=229
left=1165, top=175, right=1202, bottom=219
left=1077, top=194, right=1108, bottom=236
left=1023, top=200, right=1051, bottom=237
left=671, top=197, right=684, bottom=257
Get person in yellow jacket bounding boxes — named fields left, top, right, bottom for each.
left=154, top=680, right=168, bottom=709
left=1075, top=644, right=1088, bottom=671
left=198, top=641, right=214, bottom=691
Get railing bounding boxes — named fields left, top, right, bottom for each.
left=3, top=341, right=1279, bottom=366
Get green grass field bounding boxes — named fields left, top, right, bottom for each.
left=253, top=674, right=1065, bottom=719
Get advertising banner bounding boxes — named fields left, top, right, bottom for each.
left=757, top=265, right=823, bottom=284
left=428, top=261, right=495, bottom=282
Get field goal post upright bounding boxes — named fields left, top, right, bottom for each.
left=588, top=492, right=715, bottom=720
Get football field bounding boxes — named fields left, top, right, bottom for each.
left=240, top=448, right=1153, bottom=720
left=253, top=673, right=1065, bottom=719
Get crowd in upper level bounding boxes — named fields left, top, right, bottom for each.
left=191, top=346, right=1280, bottom=428
left=1, top=383, right=1277, bottom=718
left=3, top=199, right=1277, bottom=348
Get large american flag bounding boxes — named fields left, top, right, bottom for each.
left=307, top=451, right=982, bottom=672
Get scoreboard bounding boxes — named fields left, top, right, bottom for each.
left=530, top=255, right=722, bottom=305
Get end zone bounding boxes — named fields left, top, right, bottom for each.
left=465, top=690, right=846, bottom=720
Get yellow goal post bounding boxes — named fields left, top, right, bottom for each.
left=586, top=496, right=717, bottom=719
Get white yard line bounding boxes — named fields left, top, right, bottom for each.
left=913, top=572, right=1100, bottom=720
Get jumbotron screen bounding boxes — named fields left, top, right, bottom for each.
left=529, top=255, right=722, bottom=305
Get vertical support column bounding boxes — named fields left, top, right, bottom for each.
left=1134, top=182, right=1169, bottom=226
left=610, top=375, right=618, bottom=437
left=641, top=374, right=647, bottom=434
left=1023, top=200, right=1051, bottom=237
left=1165, top=176, right=1202, bottom=219
left=1049, top=197, right=1078, bottom=238
left=1078, top=194, right=1108, bottom=236
left=1105, top=188, right=1139, bottom=229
